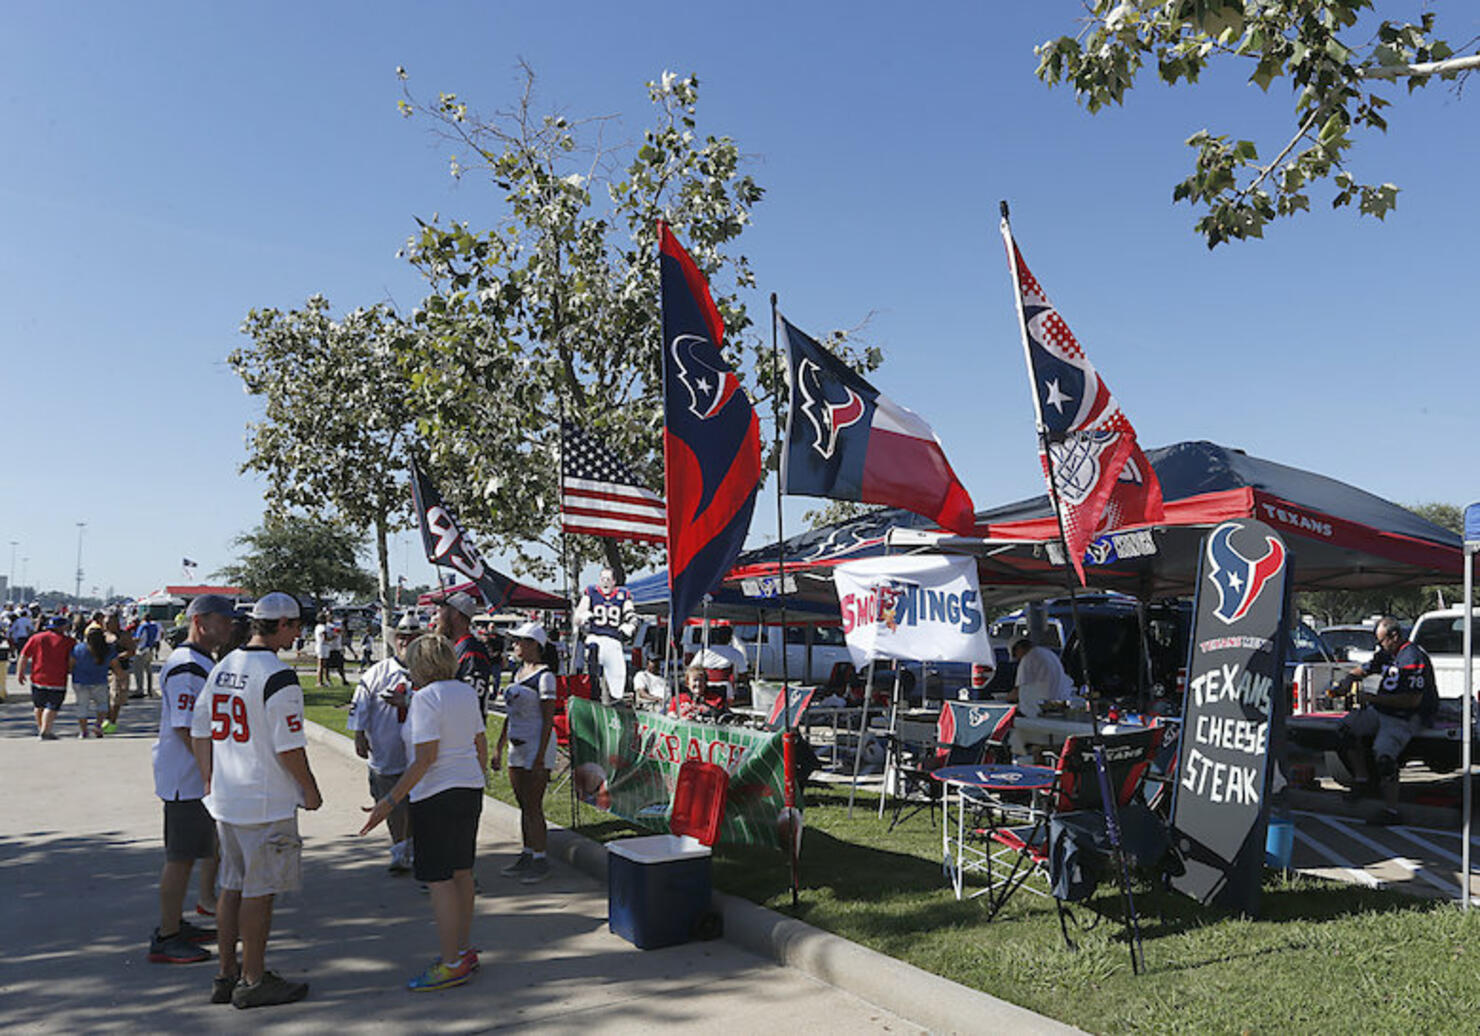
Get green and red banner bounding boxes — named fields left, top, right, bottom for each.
left=567, top=698, right=798, bottom=850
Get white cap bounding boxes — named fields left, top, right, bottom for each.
left=437, top=590, right=480, bottom=618
left=250, top=592, right=302, bottom=621
left=509, top=621, right=548, bottom=647
left=395, top=612, right=424, bottom=634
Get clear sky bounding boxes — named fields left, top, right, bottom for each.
left=2, top=1, right=1476, bottom=600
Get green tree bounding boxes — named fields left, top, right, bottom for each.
left=396, top=65, right=879, bottom=584
left=802, top=500, right=884, bottom=531
left=229, top=298, right=417, bottom=639
left=1038, top=2, right=1478, bottom=247
left=1297, top=501, right=1469, bottom=623
left=217, top=519, right=376, bottom=603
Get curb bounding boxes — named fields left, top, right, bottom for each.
left=306, top=721, right=1078, bottom=1035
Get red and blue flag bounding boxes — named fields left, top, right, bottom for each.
left=659, top=223, right=762, bottom=632
left=409, top=456, right=516, bottom=611
left=1002, top=222, right=1164, bottom=584
left=780, top=314, right=976, bottom=536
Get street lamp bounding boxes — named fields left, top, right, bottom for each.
left=74, top=522, right=87, bottom=603
left=7, top=540, right=15, bottom=605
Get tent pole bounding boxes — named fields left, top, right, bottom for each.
left=878, top=665, right=905, bottom=819
left=1463, top=539, right=1474, bottom=909
left=847, top=658, right=877, bottom=818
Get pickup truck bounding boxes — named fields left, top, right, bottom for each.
left=1407, top=607, right=1480, bottom=702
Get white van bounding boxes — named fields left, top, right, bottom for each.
left=631, top=619, right=853, bottom=684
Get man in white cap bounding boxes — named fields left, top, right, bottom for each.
left=432, top=590, right=495, bottom=717
left=347, top=613, right=423, bottom=874
left=191, top=591, right=321, bottom=1009
left=148, top=593, right=237, bottom=966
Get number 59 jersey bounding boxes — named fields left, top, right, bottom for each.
left=191, top=645, right=309, bottom=825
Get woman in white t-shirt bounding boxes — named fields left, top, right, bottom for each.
left=359, top=633, right=487, bottom=992
left=493, top=622, right=557, bottom=884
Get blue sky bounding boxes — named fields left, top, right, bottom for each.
left=2, top=1, right=1476, bottom=599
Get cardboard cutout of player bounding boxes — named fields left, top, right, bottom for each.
left=572, top=568, right=637, bottom=702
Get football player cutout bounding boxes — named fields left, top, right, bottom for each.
left=572, top=568, right=637, bottom=702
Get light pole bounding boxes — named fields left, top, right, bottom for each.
left=20, top=556, right=29, bottom=600
left=74, top=522, right=87, bottom=603
left=7, top=540, right=15, bottom=605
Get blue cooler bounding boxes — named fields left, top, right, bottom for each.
left=607, top=834, right=713, bottom=950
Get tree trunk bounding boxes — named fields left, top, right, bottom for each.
left=602, top=537, right=626, bottom=586
left=375, top=512, right=393, bottom=654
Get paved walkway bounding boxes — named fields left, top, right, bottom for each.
left=0, top=694, right=921, bottom=1034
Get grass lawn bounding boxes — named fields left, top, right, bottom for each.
left=303, top=676, right=1480, bottom=1033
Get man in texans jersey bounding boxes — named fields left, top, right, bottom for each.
left=148, top=593, right=237, bottom=966
left=191, top=591, right=322, bottom=1009
left=572, top=568, right=637, bottom=702
left=432, top=590, right=496, bottom=717
left=1336, top=615, right=1437, bottom=825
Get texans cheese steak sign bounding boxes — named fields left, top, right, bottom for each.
left=1171, top=519, right=1291, bottom=915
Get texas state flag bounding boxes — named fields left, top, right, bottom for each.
left=659, top=222, right=762, bottom=632
left=780, top=315, right=976, bottom=536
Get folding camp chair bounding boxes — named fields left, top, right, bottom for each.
left=552, top=674, right=593, bottom=810
left=980, top=727, right=1165, bottom=929
left=886, top=702, right=1017, bottom=831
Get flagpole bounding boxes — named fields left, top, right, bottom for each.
left=1000, top=200, right=1142, bottom=975
left=772, top=291, right=800, bottom=907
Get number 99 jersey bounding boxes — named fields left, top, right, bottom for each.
left=191, top=645, right=309, bottom=825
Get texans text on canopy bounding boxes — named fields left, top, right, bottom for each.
left=713, top=441, right=1462, bottom=604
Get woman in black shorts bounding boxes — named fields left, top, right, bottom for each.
left=359, top=633, right=487, bottom=991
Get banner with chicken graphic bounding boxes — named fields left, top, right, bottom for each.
left=832, top=555, right=996, bottom=666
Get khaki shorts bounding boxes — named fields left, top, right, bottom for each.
left=74, top=682, right=109, bottom=717
left=217, top=817, right=302, bottom=897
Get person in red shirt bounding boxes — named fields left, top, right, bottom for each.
left=18, top=616, right=77, bottom=740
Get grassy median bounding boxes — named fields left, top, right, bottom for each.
left=303, top=678, right=1480, bottom=1033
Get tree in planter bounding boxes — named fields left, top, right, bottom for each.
left=229, top=298, right=416, bottom=642
left=1037, top=2, right=1478, bottom=247
left=216, top=518, right=376, bottom=604
left=396, top=65, right=880, bottom=585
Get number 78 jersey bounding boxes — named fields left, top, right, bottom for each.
left=191, top=645, right=309, bottom=825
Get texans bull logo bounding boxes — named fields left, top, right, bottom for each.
left=671, top=334, right=740, bottom=420
left=1206, top=523, right=1286, bottom=625
left=796, top=357, right=865, bottom=460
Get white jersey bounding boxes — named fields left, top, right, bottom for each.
left=347, top=656, right=413, bottom=775
left=401, top=679, right=485, bottom=802
left=152, top=643, right=214, bottom=801
left=191, top=645, right=309, bottom=824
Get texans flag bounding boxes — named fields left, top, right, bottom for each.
left=1001, top=220, right=1164, bottom=585
left=408, top=456, right=516, bottom=611
left=780, top=315, right=976, bottom=536
left=659, top=222, right=761, bottom=632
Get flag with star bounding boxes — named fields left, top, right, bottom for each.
left=1001, top=218, right=1163, bottom=585
left=560, top=419, right=666, bottom=544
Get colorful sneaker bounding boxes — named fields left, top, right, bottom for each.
left=407, top=957, right=473, bottom=992
left=459, top=948, right=480, bottom=972
left=211, top=973, right=240, bottom=1004
left=519, top=857, right=551, bottom=884
left=232, top=969, right=309, bottom=1009
left=101, top=721, right=118, bottom=735
left=500, top=851, right=533, bottom=877
left=179, top=918, right=216, bottom=944
left=196, top=903, right=216, bottom=918
left=149, top=927, right=210, bottom=964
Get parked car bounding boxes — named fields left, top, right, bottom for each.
left=1406, top=607, right=1480, bottom=702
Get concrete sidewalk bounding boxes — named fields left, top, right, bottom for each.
left=0, top=693, right=1072, bottom=1034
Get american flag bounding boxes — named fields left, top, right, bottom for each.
left=560, top=420, right=666, bottom=544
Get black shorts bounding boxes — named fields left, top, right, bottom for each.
left=31, top=687, right=65, bottom=711
left=328, top=650, right=345, bottom=668
left=163, top=799, right=217, bottom=862
left=409, top=787, right=482, bottom=883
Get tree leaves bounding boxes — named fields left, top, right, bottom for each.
left=1037, top=1, right=1468, bottom=247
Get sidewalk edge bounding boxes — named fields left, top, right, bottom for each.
left=306, top=720, right=1078, bottom=1036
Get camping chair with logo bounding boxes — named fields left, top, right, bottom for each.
left=885, top=702, right=1018, bottom=832
left=979, top=727, right=1168, bottom=941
